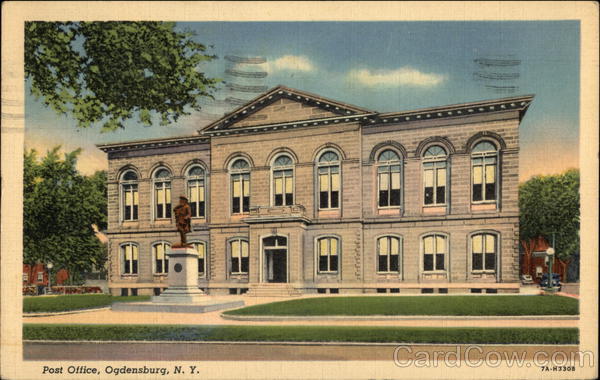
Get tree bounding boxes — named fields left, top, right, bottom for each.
left=23, top=147, right=107, bottom=284
left=519, top=169, right=580, bottom=260
left=25, top=21, right=218, bottom=131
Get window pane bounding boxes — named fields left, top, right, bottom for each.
left=473, top=253, right=483, bottom=270
left=378, top=255, right=388, bottom=271
left=424, top=169, right=434, bottom=187
left=285, top=177, right=293, bottom=194
left=330, top=239, right=338, bottom=256
left=486, top=164, right=496, bottom=184
left=424, top=253, right=434, bottom=271
left=330, top=255, right=338, bottom=271
left=379, top=190, right=389, bottom=207
left=241, top=257, right=249, bottom=273
left=320, top=192, right=329, bottom=208
left=436, top=186, right=445, bottom=204
left=472, top=235, right=483, bottom=253
left=231, top=257, right=239, bottom=272
left=485, top=183, right=496, bottom=200
left=390, top=189, right=401, bottom=206
left=435, top=254, right=445, bottom=270
left=319, top=240, right=328, bottom=256
left=231, top=241, right=240, bottom=258
left=331, top=172, right=340, bottom=191
left=319, top=256, right=328, bottom=271
left=198, top=258, right=205, bottom=274
left=391, top=172, right=401, bottom=190
left=485, top=235, right=496, bottom=253
left=232, top=197, right=240, bottom=213
left=379, top=172, right=389, bottom=190
left=133, top=245, right=138, bottom=259
left=473, top=184, right=483, bottom=202
left=190, top=185, right=198, bottom=202
left=241, top=241, right=249, bottom=257
left=330, top=191, right=339, bottom=208
left=125, top=191, right=132, bottom=206
left=390, top=255, right=399, bottom=271
left=285, top=193, right=293, bottom=205
left=437, top=168, right=446, bottom=187
left=243, top=196, right=250, bottom=212
left=165, top=187, right=171, bottom=204
left=133, top=189, right=138, bottom=205
left=424, top=187, right=434, bottom=204
left=424, top=236, right=434, bottom=254
left=379, top=238, right=388, bottom=255
left=233, top=180, right=241, bottom=197
left=473, top=166, right=483, bottom=184
left=275, top=177, right=283, bottom=194
left=485, top=253, right=496, bottom=270
left=319, top=174, right=329, bottom=191
left=275, top=194, right=283, bottom=206
left=390, top=238, right=399, bottom=255
left=436, top=236, right=446, bottom=254
left=124, top=206, right=131, bottom=220
left=125, top=245, right=132, bottom=260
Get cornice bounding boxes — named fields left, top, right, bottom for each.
left=96, top=135, right=209, bottom=153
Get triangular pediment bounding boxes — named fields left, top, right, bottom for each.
left=200, top=85, right=374, bottom=134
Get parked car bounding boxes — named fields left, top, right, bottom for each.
left=540, top=273, right=562, bottom=291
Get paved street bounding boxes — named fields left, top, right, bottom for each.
left=24, top=341, right=580, bottom=361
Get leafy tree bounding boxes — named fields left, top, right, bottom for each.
left=25, top=21, right=217, bottom=131
left=519, top=169, right=580, bottom=260
left=23, top=147, right=107, bottom=284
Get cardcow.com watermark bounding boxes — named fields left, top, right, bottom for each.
left=393, top=345, right=594, bottom=370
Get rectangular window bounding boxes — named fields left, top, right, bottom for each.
left=472, top=233, right=496, bottom=271
left=37, top=272, right=44, bottom=282
left=231, top=240, right=249, bottom=274
left=123, top=244, right=138, bottom=275
left=318, top=237, right=339, bottom=273
left=423, top=235, right=446, bottom=272
left=123, top=184, right=138, bottom=221
left=378, top=236, right=401, bottom=272
left=155, top=182, right=171, bottom=219
left=274, top=170, right=293, bottom=206
left=232, top=174, right=250, bottom=214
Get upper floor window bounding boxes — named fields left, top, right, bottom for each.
left=272, top=155, right=294, bottom=206
left=120, top=170, right=139, bottom=221
left=230, top=238, right=249, bottom=274
left=377, top=150, right=401, bottom=208
left=121, top=243, right=138, bottom=275
left=230, top=159, right=250, bottom=214
left=472, top=233, right=497, bottom=272
left=423, top=146, right=447, bottom=206
left=152, top=241, right=170, bottom=274
left=422, top=234, right=447, bottom=272
left=317, top=237, right=339, bottom=273
left=377, top=236, right=401, bottom=272
left=153, top=168, right=171, bottom=219
left=317, top=151, right=340, bottom=210
left=187, top=166, right=206, bottom=218
left=192, top=241, right=207, bottom=276
left=471, top=141, right=498, bottom=202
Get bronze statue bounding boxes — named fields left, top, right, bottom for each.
left=173, top=195, right=192, bottom=247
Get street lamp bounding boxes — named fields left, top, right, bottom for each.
left=545, top=247, right=555, bottom=292
left=46, top=262, right=53, bottom=295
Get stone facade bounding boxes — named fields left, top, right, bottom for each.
left=98, top=86, right=533, bottom=295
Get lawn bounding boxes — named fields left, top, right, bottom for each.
left=223, top=295, right=579, bottom=316
left=23, top=324, right=578, bottom=345
left=23, top=294, right=150, bottom=313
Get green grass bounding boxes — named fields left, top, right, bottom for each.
left=224, top=295, right=579, bottom=316
left=22, top=324, right=578, bottom=344
left=23, top=294, right=150, bottom=313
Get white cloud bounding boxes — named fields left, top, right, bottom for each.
left=348, top=67, right=447, bottom=87
left=270, top=55, right=315, bottom=72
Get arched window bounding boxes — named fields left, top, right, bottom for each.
left=377, top=236, right=401, bottom=272
left=230, top=159, right=250, bottom=214
left=120, top=170, right=139, bottom=221
left=471, top=141, right=498, bottom=202
left=272, top=155, right=294, bottom=206
left=423, top=146, right=447, bottom=205
left=186, top=166, right=206, bottom=218
left=230, top=238, right=249, bottom=274
left=377, top=150, right=401, bottom=208
left=152, top=241, right=170, bottom=274
left=471, top=233, right=497, bottom=272
left=317, top=151, right=341, bottom=210
left=422, top=234, right=447, bottom=272
left=317, top=237, right=339, bottom=273
left=121, top=243, right=138, bottom=275
left=191, top=241, right=207, bottom=276
left=153, top=168, right=172, bottom=219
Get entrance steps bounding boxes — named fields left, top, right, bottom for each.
left=246, top=283, right=302, bottom=297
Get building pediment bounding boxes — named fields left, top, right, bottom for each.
left=199, top=85, right=373, bottom=135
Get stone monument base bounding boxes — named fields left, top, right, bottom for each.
left=111, top=246, right=244, bottom=313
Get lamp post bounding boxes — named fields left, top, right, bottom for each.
left=545, top=247, right=555, bottom=292
left=46, top=262, right=54, bottom=294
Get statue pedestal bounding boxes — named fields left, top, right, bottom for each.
left=152, top=247, right=205, bottom=303
left=112, top=247, right=245, bottom=313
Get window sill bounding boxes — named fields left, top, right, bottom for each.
left=317, top=271, right=339, bottom=275
left=121, top=274, right=138, bottom=278
left=422, top=270, right=447, bottom=274
left=471, top=270, right=496, bottom=274
left=377, top=271, right=401, bottom=275
left=230, top=272, right=248, bottom=276
left=153, top=274, right=168, bottom=277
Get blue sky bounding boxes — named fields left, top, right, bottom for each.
left=25, top=21, right=580, bottom=180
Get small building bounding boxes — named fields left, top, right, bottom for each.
left=98, top=85, right=533, bottom=296
left=520, top=236, right=569, bottom=283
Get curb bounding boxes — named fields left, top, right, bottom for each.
left=221, top=314, right=580, bottom=322
left=23, top=306, right=111, bottom=317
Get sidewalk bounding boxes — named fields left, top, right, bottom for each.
left=23, top=296, right=578, bottom=328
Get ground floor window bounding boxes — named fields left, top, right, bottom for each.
left=192, top=241, right=207, bottom=275
left=153, top=242, right=170, bottom=274
left=377, top=236, right=401, bottom=272
left=472, top=233, right=497, bottom=271
left=317, top=237, right=339, bottom=273
left=121, top=243, right=138, bottom=275
left=230, top=239, right=249, bottom=274
left=423, top=234, right=446, bottom=272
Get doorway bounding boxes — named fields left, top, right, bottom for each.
left=263, top=236, right=288, bottom=283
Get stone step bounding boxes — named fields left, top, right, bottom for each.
left=246, top=285, right=302, bottom=297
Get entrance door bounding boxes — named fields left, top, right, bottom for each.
left=262, top=236, right=288, bottom=283
left=265, top=249, right=287, bottom=283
